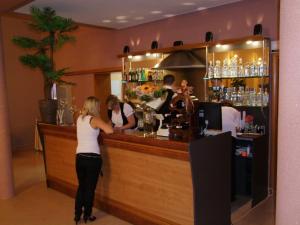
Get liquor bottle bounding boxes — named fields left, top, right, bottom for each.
left=250, top=60, right=256, bottom=77
left=238, top=58, right=244, bottom=77
left=244, top=63, right=250, bottom=77
left=231, top=55, right=238, bottom=77
left=236, top=86, right=244, bottom=106
left=141, top=68, right=146, bottom=81
left=256, top=88, right=263, bottom=106
left=225, top=87, right=231, bottom=101
left=263, top=88, right=269, bottom=106
left=214, top=60, right=221, bottom=78
left=138, top=68, right=141, bottom=81
left=222, top=59, right=228, bottom=78
left=231, top=87, right=237, bottom=105
left=250, top=88, right=257, bottom=106
left=122, top=72, right=127, bottom=81
left=243, top=87, right=250, bottom=106
left=259, top=61, right=268, bottom=77
left=208, top=61, right=214, bottom=78
left=128, top=69, right=132, bottom=81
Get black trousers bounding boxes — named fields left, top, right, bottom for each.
left=75, top=153, right=102, bottom=217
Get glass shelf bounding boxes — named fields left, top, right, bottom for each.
left=204, top=75, right=269, bottom=80
left=122, top=80, right=163, bottom=83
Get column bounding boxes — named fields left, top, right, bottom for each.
left=276, top=0, right=300, bottom=224
left=0, top=17, right=15, bottom=199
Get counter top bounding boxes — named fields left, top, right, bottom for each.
left=38, top=123, right=190, bottom=161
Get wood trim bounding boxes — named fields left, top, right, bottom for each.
left=64, top=67, right=122, bottom=76
left=47, top=176, right=181, bottom=225
left=269, top=52, right=279, bottom=193
left=117, top=35, right=266, bottom=58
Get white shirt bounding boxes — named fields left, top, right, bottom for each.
left=221, top=106, right=241, bottom=137
left=76, top=115, right=100, bottom=154
left=111, top=103, right=134, bottom=128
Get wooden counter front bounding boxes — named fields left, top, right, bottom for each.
left=38, top=123, right=193, bottom=225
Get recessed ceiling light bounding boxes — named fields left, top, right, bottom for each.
left=102, top=19, right=111, bottom=23
left=117, top=20, right=128, bottom=23
left=134, top=16, right=144, bottom=20
left=116, top=16, right=127, bottom=20
left=197, top=7, right=207, bottom=11
left=164, top=14, right=175, bottom=18
left=182, top=2, right=196, bottom=6
left=151, top=10, right=162, bottom=14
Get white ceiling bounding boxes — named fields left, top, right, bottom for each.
left=16, top=0, right=243, bottom=29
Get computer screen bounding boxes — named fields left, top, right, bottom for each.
left=198, top=102, right=222, bottom=130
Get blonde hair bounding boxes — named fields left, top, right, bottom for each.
left=81, top=96, right=100, bottom=119
left=106, top=95, right=120, bottom=109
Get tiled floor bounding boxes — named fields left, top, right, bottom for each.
left=0, top=150, right=275, bottom=225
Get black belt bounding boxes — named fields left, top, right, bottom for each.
left=77, top=153, right=100, bottom=158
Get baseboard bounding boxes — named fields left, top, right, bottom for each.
left=47, top=176, right=180, bottom=225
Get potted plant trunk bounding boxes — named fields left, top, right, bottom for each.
left=12, top=7, right=78, bottom=124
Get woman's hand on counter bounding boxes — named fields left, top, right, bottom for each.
left=91, top=117, right=113, bottom=134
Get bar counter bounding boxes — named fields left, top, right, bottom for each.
left=38, top=123, right=232, bottom=225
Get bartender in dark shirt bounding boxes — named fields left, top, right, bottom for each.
left=157, top=74, right=176, bottom=123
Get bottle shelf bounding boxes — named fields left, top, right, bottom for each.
left=204, top=75, right=269, bottom=80
left=122, top=80, right=163, bottom=83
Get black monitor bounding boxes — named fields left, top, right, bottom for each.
left=197, top=102, right=222, bottom=130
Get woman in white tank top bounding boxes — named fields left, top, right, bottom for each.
left=74, top=96, right=113, bottom=224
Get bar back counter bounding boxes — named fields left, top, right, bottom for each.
left=38, top=123, right=232, bottom=225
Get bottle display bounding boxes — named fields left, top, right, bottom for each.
left=123, top=68, right=164, bottom=82
left=207, top=56, right=268, bottom=79
left=208, top=86, right=269, bottom=107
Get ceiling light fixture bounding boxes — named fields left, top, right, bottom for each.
left=146, top=52, right=151, bottom=57
left=128, top=55, right=133, bottom=59
left=116, top=16, right=127, bottom=20
left=246, top=40, right=253, bottom=45
left=182, top=2, right=196, bottom=6
left=216, top=44, right=222, bottom=48
left=151, top=10, right=162, bottom=14
left=197, top=7, right=207, bottom=11
left=102, top=19, right=111, bottom=23
left=164, top=14, right=175, bottom=18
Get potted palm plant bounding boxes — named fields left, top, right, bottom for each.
left=12, top=6, right=78, bottom=124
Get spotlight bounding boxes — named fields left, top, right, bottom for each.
left=205, top=32, right=213, bottom=42
left=173, top=40, right=183, bottom=46
left=123, top=45, right=130, bottom=54
left=151, top=40, right=158, bottom=49
left=253, top=24, right=263, bottom=35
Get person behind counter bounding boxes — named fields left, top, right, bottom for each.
left=75, top=96, right=113, bottom=224
left=157, top=74, right=176, bottom=115
left=221, top=101, right=241, bottom=137
left=106, top=95, right=136, bottom=130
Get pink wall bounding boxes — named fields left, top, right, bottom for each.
left=0, top=17, right=15, bottom=199
left=276, top=0, right=300, bottom=224
left=63, top=74, right=95, bottom=109
left=1, top=15, right=44, bottom=150
left=114, top=0, right=278, bottom=54
left=55, top=26, right=118, bottom=71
